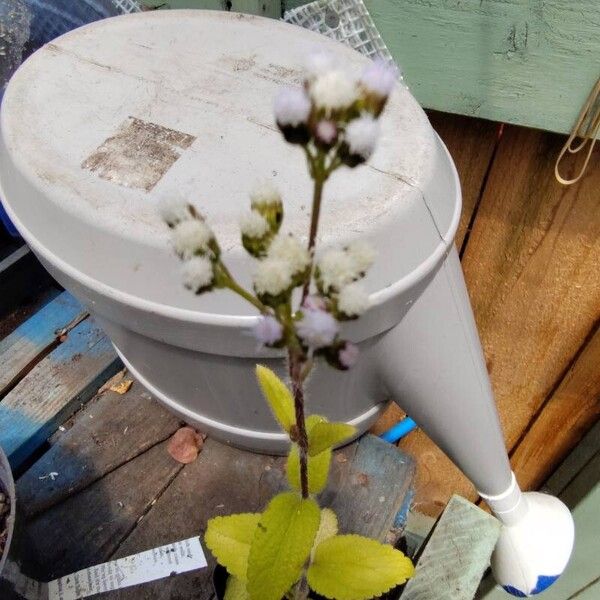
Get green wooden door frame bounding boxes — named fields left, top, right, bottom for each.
left=284, top=1, right=599, bottom=134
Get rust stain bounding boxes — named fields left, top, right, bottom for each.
left=82, top=117, right=195, bottom=191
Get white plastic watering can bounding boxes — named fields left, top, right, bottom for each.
left=0, top=11, right=573, bottom=597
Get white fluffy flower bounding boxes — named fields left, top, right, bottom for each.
left=274, top=87, right=312, bottom=127
left=305, top=49, right=337, bottom=79
left=250, top=180, right=282, bottom=207
left=360, top=58, right=398, bottom=98
left=346, top=240, right=376, bottom=274
left=173, top=220, right=213, bottom=259
left=252, top=315, right=283, bottom=346
left=182, top=256, right=213, bottom=292
left=310, top=71, right=358, bottom=112
left=345, top=114, right=380, bottom=159
left=296, top=308, right=339, bottom=349
left=240, top=210, right=270, bottom=239
left=317, top=248, right=356, bottom=292
left=338, top=282, right=370, bottom=317
left=159, top=198, right=192, bottom=227
left=267, top=234, right=310, bottom=275
left=253, top=258, right=293, bottom=296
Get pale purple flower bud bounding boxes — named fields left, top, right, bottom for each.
left=252, top=315, right=284, bottom=346
left=360, top=58, right=399, bottom=98
left=274, top=87, right=311, bottom=127
left=296, top=308, right=339, bottom=349
left=339, top=341, right=360, bottom=369
left=303, top=295, right=327, bottom=311
left=315, top=120, right=338, bottom=146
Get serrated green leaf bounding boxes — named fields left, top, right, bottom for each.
left=287, top=444, right=332, bottom=494
left=308, top=422, right=356, bottom=456
left=247, top=492, right=320, bottom=600
left=225, top=576, right=250, bottom=600
left=205, top=513, right=260, bottom=581
left=311, top=508, right=338, bottom=561
left=307, top=535, right=414, bottom=600
left=256, top=365, right=296, bottom=432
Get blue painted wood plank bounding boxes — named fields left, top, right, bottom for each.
left=0, top=317, right=121, bottom=470
left=0, top=291, right=86, bottom=395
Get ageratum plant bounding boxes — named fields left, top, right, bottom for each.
left=161, top=51, right=414, bottom=600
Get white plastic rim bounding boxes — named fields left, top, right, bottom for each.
left=0, top=132, right=460, bottom=334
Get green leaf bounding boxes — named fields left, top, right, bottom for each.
left=205, top=513, right=260, bottom=581
left=247, top=492, right=321, bottom=600
left=287, top=444, right=332, bottom=494
left=311, top=508, right=338, bottom=561
left=307, top=535, right=414, bottom=600
left=308, top=422, right=356, bottom=456
left=225, top=576, right=250, bottom=600
left=256, top=365, right=295, bottom=433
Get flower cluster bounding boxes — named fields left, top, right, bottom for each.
left=274, top=54, right=397, bottom=167
left=162, top=51, right=395, bottom=371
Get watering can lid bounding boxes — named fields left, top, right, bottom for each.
left=0, top=11, right=459, bottom=315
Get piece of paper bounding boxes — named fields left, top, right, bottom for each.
left=2, top=537, right=207, bottom=600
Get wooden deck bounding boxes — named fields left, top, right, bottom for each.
left=0, top=293, right=428, bottom=597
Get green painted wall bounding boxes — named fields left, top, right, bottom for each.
left=284, top=1, right=599, bottom=134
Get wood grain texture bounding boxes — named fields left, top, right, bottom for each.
left=509, top=326, right=600, bottom=491
left=402, top=496, right=500, bottom=600
left=364, top=0, right=599, bottom=134
left=0, top=318, right=121, bottom=469
left=16, top=379, right=182, bottom=517
left=107, top=435, right=414, bottom=599
left=463, top=126, right=600, bottom=450
left=426, top=111, right=500, bottom=249
left=389, top=125, right=600, bottom=516
left=0, top=292, right=85, bottom=396
left=22, top=441, right=183, bottom=580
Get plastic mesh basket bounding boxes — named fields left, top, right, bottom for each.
left=283, top=0, right=399, bottom=74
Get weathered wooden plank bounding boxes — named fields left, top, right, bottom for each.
left=0, top=318, right=121, bottom=469
left=108, top=440, right=283, bottom=600
left=22, top=440, right=183, bottom=580
left=401, top=496, right=500, bottom=600
left=0, top=292, right=85, bottom=396
left=402, top=125, right=600, bottom=516
left=426, top=112, right=500, bottom=250
left=464, top=126, right=600, bottom=451
left=545, top=420, right=600, bottom=496
left=108, top=435, right=414, bottom=599
left=322, top=434, right=415, bottom=544
left=16, top=379, right=182, bottom=517
left=362, top=0, right=599, bottom=134
left=509, top=327, right=600, bottom=491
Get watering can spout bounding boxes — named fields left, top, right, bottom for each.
left=378, top=247, right=574, bottom=596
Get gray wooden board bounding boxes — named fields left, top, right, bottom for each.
left=106, top=435, right=414, bottom=599
left=16, top=379, right=182, bottom=517
left=401, top=495, right=500, bottom=600
left=22, top=440, right=184, bottom=580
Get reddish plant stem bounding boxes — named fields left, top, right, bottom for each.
left=288, top=349, right=309, bottom=499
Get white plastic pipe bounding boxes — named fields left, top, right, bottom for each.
left=378, top=247, right=574, bottom=597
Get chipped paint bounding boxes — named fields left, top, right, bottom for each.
left=82, top=117, right=195, bottom=191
